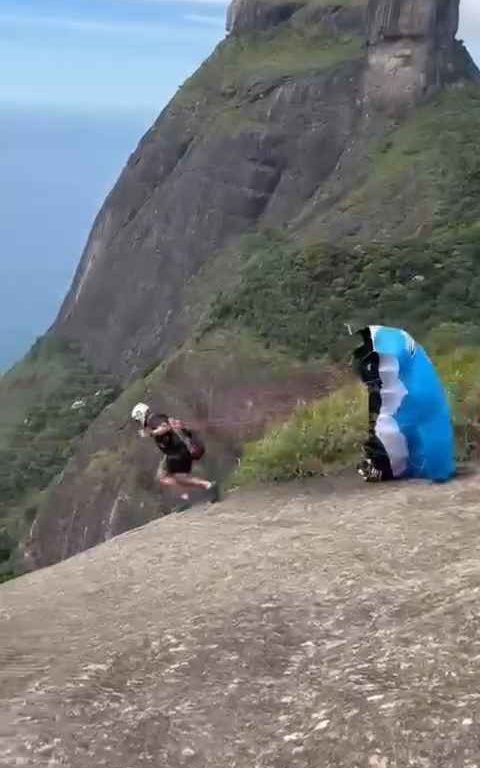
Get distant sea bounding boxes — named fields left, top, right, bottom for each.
left=0, top=103, right=155, bottom=372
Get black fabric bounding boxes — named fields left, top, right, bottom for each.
left=353, top=327, right=394, bottom=481
left=165, top=454, right=193, bottom=475
left=146, top=413, right=192, bottom=462
left=362, top=432, right=394, bottom=481
left=353, top=328, right=379, bottom=388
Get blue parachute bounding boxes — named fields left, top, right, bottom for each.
left=353, top=326, right=455, bottom=483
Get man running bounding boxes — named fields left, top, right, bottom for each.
left=131, top=403, right=219, bottom=510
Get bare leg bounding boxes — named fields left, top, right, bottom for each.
left=171, top=473, right=212, bottom=490
left=174, top=473, right=220, bottom=504
left=157, top=473, right=188, bottom=494
left=155, top=462, right=218, bottom=504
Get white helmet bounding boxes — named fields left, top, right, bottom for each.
left=131, top=402, right=150, bottom=425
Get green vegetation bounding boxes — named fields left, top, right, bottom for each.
left=0, top=336, right=119, bottom=580
left=207, top=225, right=480, bottom=360
left=331, top=87, right=480, bottom=237
left=435, top=343, right=480, bottom=460
left=215, top=28, right=363, bottom=83
left=234, top=338, right=480, bottom=484
left=205, top=88, right=480, bottom=355
left=178, top=24, right=364, bottom=113
left=0, top=336, right=86, bottom=449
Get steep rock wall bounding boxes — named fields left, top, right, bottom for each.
left=54, top=46, right=367, bottom=379
left=53, top=0, right=477, bottom=382
left=364, top=0, right=477, bottom=111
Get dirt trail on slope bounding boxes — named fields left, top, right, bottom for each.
left=1, top=474, right=480, bottom=767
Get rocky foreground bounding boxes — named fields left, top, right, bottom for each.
left=1, top=474, right=480, bottom=767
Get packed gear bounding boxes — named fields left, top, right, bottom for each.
left=353, top=326, right=455, bottom=483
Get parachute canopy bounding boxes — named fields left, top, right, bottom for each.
left=353, top=326, right=455, bottom=483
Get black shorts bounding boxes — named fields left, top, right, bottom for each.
left=165, top=454, right=193, bottom=475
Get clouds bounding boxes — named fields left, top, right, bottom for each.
left=0, top=6, right=225, bottom=40
left=0, top=0, right=226, bottom=111
left=0, top=13, right=185, bottom=39
left=184, top=11, right=225, bottom=26
left=124, top=0, right=228, bottom=5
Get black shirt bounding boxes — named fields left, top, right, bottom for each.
left=146, top=414, right=192, bottom=458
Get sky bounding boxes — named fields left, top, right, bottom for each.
left=0, top=0, right=227, bottom=112
left=0, top=0, right=479, bottom=371
left=461, top=0, right=480, bottom=62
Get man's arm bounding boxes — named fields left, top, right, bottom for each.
left=139, top=415, right=166, bottom=438
left=150, top=425, right=170, bottom=437
left=170, top=420, right=193, bottom=441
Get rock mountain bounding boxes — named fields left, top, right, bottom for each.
left=1, top=0, right=480, bottom=574
left=54, top=0, right=477, bottom=379
left=2, top=6, right=480, bottom=763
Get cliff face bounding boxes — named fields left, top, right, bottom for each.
left=53, top=0, right=477, bottom=381
left=226, top=0, right=367, bottom=35
left=55, top=54, right=366, bottom=379
left=365, top=0, right=478, bottom=109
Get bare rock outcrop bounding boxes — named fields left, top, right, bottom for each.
left=226, top=0, right=301, bottom=33
left=364, top=0, right=479, bottom=110
left=2, top=474, right=480, bottom=766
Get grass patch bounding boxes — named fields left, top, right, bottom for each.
left=436, top=346, right=480, bottom=461
left=217, top=28, right=363, bottom=83
left=234, top=341, right=480, bottom=485
left=336, top=87, right=480, bottom=234
left=177, top=24, right=364, bottom=114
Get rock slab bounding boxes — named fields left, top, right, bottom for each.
left=1, top=474, right=480, bottom=766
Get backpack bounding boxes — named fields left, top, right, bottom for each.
left=185, top=434, right=205, bottom=461
left=172, top=424, right=205, bottom=461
